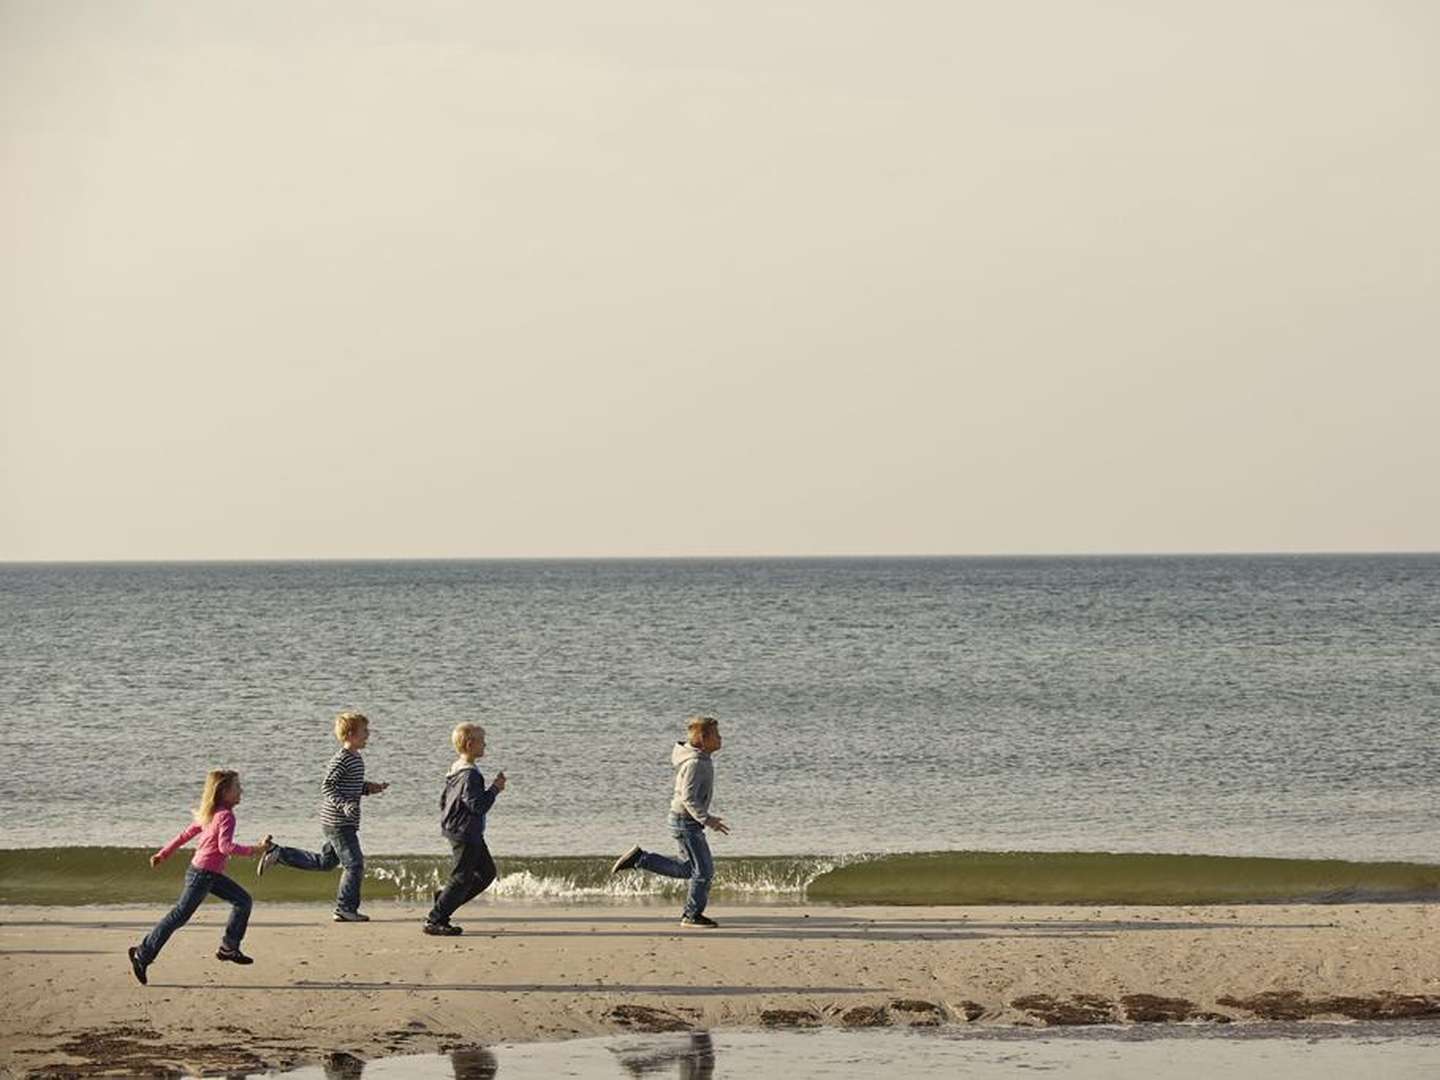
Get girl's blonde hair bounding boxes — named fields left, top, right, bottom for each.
left=195, top=769, right=240, bottom=824
left=452, top=722, right=486, bottom=754
left=335, top=711, right=369, bottom=741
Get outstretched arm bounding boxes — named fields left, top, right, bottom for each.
left=151, top=823, right=201, bottom=867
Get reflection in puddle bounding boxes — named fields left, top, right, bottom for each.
left=616, top=1032, right=715, bottom=1079
left=320, top=1046, right=498, bottom=1079
left=275, top=1025, right=1440, bottom=1080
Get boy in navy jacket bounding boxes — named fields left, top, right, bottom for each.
left=424, top=723, right=506, bottom=936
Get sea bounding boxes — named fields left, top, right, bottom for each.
left=1, top=555, right=1436, bottom=903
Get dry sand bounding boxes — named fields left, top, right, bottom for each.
left=1, top=901, right=1437, bottom=1076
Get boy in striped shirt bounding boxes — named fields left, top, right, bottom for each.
left=257, top=711, right=388, bottom=922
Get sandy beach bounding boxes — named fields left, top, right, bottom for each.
left=2, top=901, right=1437, bottom=1076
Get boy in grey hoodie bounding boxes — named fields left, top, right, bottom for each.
left=611, top=715, right=729, bottom=928
left=423, top=723, right=506, bottom=936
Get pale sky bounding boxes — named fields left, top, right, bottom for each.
left=3, top=1, right=1437, bottom=560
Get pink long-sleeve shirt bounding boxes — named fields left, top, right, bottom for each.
left=153, top=807, right=256, bottom=874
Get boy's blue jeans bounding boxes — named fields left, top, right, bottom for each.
left=272, top=827, right=365, bottom=912
left=138, top=867, right=252, bottom=963
left=636, top=813, right=714, bottom=918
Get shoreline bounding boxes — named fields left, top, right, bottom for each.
left=2, top=901, right=1437, bottom=1076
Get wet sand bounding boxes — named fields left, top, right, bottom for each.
left=1, top=901, right=1436, bottom=1076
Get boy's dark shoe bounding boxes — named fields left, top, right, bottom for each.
left=127, top=946, right=148, bottom=985
left=679, top=914, right=719, bottom=929
left=423, top=922, right=463, bottom=936
left=610, top=845, right=643, bottom=874
left=216, top=945, right=254, bottom=964
left=332, top=909, right=370, bottom=922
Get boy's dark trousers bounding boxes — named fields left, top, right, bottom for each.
left=427, top=836, right=496, bottom=925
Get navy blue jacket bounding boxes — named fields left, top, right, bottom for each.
left=438, top=763, right=498, bottom=843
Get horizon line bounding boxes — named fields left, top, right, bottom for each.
left=2, top=548, right=1438, bottom=567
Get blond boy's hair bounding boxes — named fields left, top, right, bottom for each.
left=686, top=715, right=718, bottom=744
left=195, top=769, right=239, bottom=824
left=452, top=722, right=486, bottom=754
left=334, top=711, right=369, bottom=742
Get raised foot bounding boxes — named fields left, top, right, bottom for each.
left=611, top=845, right=643, bottom=874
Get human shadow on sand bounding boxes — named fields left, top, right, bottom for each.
left=154, top=981, right=880, bottom=995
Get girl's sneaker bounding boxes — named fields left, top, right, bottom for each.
left=216, top=945, right=254, bottom=964
left=333, top=909, right=370, bottom=922
left=680, top=914, right=719, bottom=929
left=256, top=847, right=280, bottom=877
left=127, top=946, right=148, bottom=985
left=423, top=921, right=463, bottom=936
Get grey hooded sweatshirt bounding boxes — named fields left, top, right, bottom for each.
left=669, top=740, right=714, bottom=824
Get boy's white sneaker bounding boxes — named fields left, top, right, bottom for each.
left=333, top=909, right=370, bottom=923
left=256, top=848, right=279, bottom=878
left=610, top=845, right=643, bottom=874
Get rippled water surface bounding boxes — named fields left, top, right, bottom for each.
left=268, top=1027, right=1440, bottom=1080
left=3, top=556, right=1436, bottom=862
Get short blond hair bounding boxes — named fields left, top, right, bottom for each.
left=452, top=722, right=486, bottom=753
left=686, top=715, right=718, bottom=743
left=334, top=711, right=369, bottom=741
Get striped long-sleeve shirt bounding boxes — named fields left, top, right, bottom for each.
left=320, top=748, right=367, bottom=830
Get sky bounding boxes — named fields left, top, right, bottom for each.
left=2, top=1, right=1437, bottom=560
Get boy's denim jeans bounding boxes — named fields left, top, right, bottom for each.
left=272, top=827, right=365, bottom=912
left=636, top=813, right=714, bottom=918
left=138, top=867, right=252, bottom=963
left=427, top=836, right=497, bottom=925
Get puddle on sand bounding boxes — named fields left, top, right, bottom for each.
left=267, top=1023, right=1440, bottom=1079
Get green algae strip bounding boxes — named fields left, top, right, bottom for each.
left=805, top=851, right=1440, bottom=905
left=0, top=847, right=409, bottom=905
left=3, top=847, right=1437, bottom=906
left=0, top=848, right=838, bottom=905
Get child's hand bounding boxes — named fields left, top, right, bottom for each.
left=493, top=771, right=507, bottom=791
left=258, top=834, right=274, bottom=852
left=706, top=815, right=730, bottom=835
left=148, top=853, right=162, bottom=869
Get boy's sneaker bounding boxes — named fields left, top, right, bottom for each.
left=256, top=847, right=280, bottom=878
left=127, top=946, right=148, bottom=985
left=333, top=909, right=370, bottom=922
left=423, top=922, right=463, bottom=936
left=610, top=845, right=643, bottom=874
left=216, top=945, right=254, bottom=964
left=680, top=914, right=719, bottom=929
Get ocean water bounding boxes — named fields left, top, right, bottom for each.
left=2, top=556, right=1436, bottom=891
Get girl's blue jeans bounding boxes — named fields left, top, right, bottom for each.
left=636, top=813, right=714, bottom=918
left=272, top=827, right=365, bottom=912
left=138, top=867, right=252, bottom=963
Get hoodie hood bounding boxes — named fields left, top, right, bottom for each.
left=672, top=740, right=706, bottom=767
